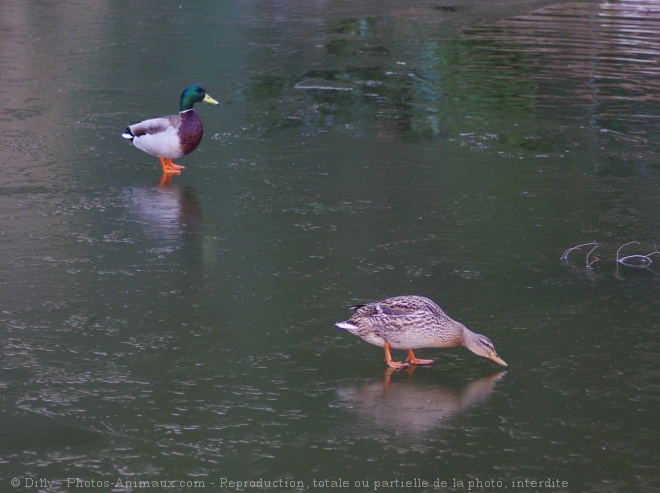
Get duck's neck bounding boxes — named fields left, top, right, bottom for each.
left=461, top=327, right=482, bottom=351
left=431, top=321, right=469, bottom=348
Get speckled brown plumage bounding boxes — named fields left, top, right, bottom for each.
left=336, top=295, right=508, bottom=369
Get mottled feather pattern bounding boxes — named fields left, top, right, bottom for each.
left=343, top=296, right=466, bottom=349
left=354, top=312, right=463, bottom=349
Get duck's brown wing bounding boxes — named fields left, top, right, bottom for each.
left=348, top=302, right=408, bottom=316
left=351, top=296, right=437, bottom=317
left=351, top=302, right=432, bottom=328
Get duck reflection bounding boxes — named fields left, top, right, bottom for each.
left=336, top=368, right=505, bottom=433
left=122, top=177, right=202, bottom=245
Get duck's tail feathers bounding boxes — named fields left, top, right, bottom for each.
left=347, top=304, right=366, bottom=311
left=122, top=126, right=135, bottom=141
left=335, top=321, right=358, bottom=331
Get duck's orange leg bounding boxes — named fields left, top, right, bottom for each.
left=159, top=172, right=173, bottom=187
left=159, top=157, right=185, bottom=175
left=384, top=342, right=409, bottom=369
left=406, top=349, right=433, bottom=366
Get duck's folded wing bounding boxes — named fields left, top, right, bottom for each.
left=128, top=116, right=177, bottom=137
left=350, top=301, right=419, bottom=317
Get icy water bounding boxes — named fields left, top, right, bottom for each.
left=1, top=1, right=658, bottom=492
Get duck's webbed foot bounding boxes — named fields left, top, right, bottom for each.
left=159, top=157, right=185, bottom=175
left=384, top=342, right=410, bottom=369
left=406, top=349, right=433, bottom=366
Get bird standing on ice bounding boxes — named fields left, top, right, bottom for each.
left=336, top=295, right=508, bottom=369
left=122, top=84, right=219, bottom=175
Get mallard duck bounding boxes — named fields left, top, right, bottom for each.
left=122, top=84, right=219, bottom=175
left=336, top=295, right=508, bottom=369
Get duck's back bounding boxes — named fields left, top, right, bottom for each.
left=353, top=295, right=450, bottom=320
left=346, top=295, right=463, bottom=349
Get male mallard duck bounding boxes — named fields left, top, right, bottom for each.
left=122, top=84, right=219, bottom=175
left=336, top=295, right=508, bottom=369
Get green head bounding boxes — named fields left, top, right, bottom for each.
left=179, top=84, right=220, bottom=111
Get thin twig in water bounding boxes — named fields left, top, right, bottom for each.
left=600, top=128, right=660, bottom=145
left=561, top=242, right=600, bottom=268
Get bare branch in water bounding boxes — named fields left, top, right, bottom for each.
left=616, top=241, right=660, bottom=268
left=563, top=241, right=660, bottom=270
left=560, top=242, right=600, bottom=268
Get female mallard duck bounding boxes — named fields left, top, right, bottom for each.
left=122, top=84, right=219, bottom=175
left=336, top=295, right=508, bottom=369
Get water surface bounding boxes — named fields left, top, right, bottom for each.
left=0, top=1, right=658, bottom=492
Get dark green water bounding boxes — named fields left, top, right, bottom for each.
left=1, top=1, right=658, bottom=492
